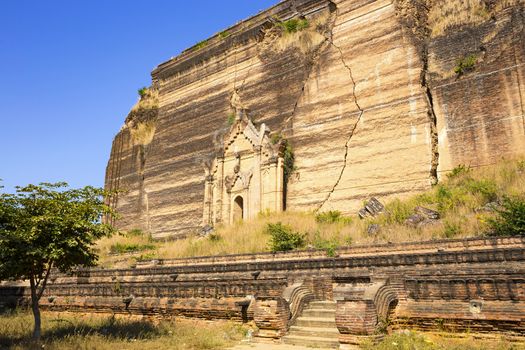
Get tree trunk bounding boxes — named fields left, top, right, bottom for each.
left=29, top=277, right=42, bottom=341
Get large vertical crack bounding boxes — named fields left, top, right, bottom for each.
left=393, top=0, right=439, bottom=183
left=316, top=3, right=365, bottom=212
left=421, top=45, right=439, bottom=184
left=317, top=41, right=365, bottom=211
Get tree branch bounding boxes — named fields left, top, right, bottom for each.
left=37, top=261, right=53, bottom=300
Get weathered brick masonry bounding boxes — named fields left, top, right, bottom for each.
left=104, top=0, right=525, bottom=239
left=1, top=236, right=524, bottom=345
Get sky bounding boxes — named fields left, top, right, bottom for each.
left=0, top=0, right=277, bottom=193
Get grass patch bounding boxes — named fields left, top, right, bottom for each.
left=277, top=18, right=310, bottom=34
left=193, top=39, right=208, bottom=50
left=109, top=243, right=156, bottom=254
left=363, top=331, right=524, bottom=350
left=428, top=0, right=491, bottom=37
left=0, top=310, right=247, bottom=350
left=269, top=12, right=330, bottom=54
left=316, top=210, right=352, bottom=224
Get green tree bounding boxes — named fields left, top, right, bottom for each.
left=0, top=183, right=117, bottom=341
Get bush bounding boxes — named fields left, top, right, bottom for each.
left=454, top=54, right=477, bottom=76
left=316, top=210, right=352, bottom=224
left=278, top=18, right=309, bottom=34
left=465, top=178, right=498, bottom=202
left=312, top=232, right=339, bottom=257
left=447, top=164, right=471, bottom=179
left=266, top=222, right=305, bottom=252
left=138, top=87, right=148, bottom=98
left=487, top=196, right=525, bottom=236
left=384, top=199, right=414, bottom=224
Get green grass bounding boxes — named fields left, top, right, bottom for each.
left=454, top=54, right=477, bottom=76
left=110, top=243, right=156, bottom=254
left=278, top=18, right=309, bottom=34
left=0, top=310, right=247, bottom=350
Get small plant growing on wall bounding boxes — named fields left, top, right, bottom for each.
left=454, top=54, right=477, bottom=77
left=277, top=18, right=310, bottom=34
left=270, top=133, right=296, bottom=185
left=227, top=113, right=236, bottom=126
left=219, top=30, right=230, bottom=39
left=194, top=39, right=208, bottom=50
left=138, top=87, right=148, bottom=98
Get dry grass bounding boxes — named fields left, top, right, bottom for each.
left=0, top=310, right=247, bottom=350
left=428, top=0, right=490, bottom=36
left=364, top=330, right=524, bottom=349
left=272, top=12, right=330, bottom=54
left=126, top=87, right=159, bottom=146
left=129, top=120, right=156, bottom=145
left=96, top=157, right=525, bottom=266
left=130, top=88, right=159, bottom=113
left=428, top=0, right=524, bottom=37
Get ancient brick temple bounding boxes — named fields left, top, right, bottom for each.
left=104, top=0, right=525, bottom=239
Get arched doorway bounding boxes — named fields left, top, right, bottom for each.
left=233, top=196, right=244, bottom=222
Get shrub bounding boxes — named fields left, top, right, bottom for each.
left=270, top=134, right=296, bottom=184
left=447, top=164, right=471, bottom=179
left=312, top=232, right=339, bottom=257
left=219, top=30, right=230, bottom=39
left=384, top=199, right=414, bottom=224
left=138, top=87, right=148, bottom=98
left=278, top=18, right=310, bottom=34
left=454, top=54, right=477, bottom=76
left=465, top=178, right=498, bottom=202
left=434, top=184, right=469, bottom=212
left=266, top=222, right=305, bottom=252
left=487, top=196, right=525, bottom=236
left=316, top=210, right=352, bottom=224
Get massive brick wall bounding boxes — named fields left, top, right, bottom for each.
left=105, top=0, right=525, bottom=239
left=430, top=6, right=525, bottom=173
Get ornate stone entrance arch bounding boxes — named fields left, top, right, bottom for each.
left=203, top=110, right=284, bottom=226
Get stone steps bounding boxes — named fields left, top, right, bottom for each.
left=302, top=309, right=336, bottom=318
left=309, top=301, right=337, bottom=310
left=282, top=335, right=340, bottom=348
left=282, top=301, right=339, bottom=349
left=288, top=326, right=340, bottom=338
left=294, top=317, right=337, bottom=328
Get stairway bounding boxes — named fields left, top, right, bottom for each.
left=282, top=301, right=340, bottom=349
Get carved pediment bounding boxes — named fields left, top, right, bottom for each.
left=222, top=110, right=277, bottom=156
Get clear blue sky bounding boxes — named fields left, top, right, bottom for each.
left=0, top=0, right=277, bottom=193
